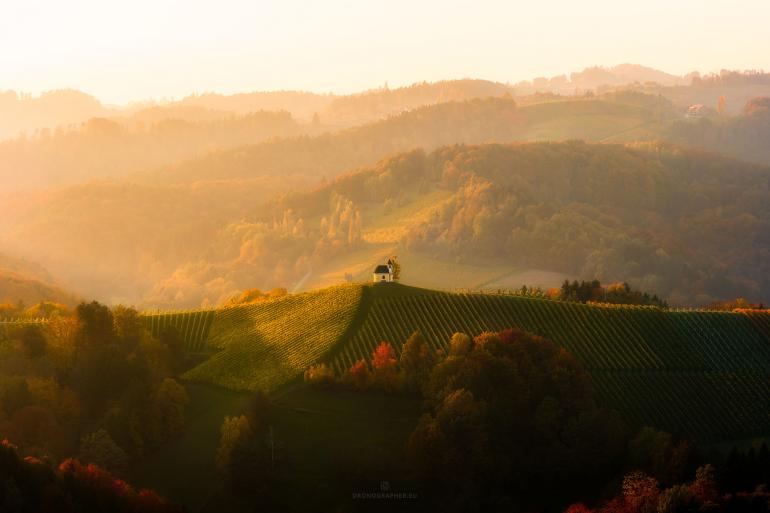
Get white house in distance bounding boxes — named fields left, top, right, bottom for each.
left=686, top=104, right=705, bottom=117
left=372, top=260, right=394, bottom=283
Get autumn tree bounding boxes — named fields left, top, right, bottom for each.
left=78, top=428, right=130, bottom=477
left=217, top=406, right=276, bottom=495
left=371, top=342, right=398, bottom=391
left=0, top=440, right=181, bottom=512
left=216, top=415, right=253, bottom=474
left=6, top=405, right=68, bottom=459
left=717, top=95, right=727, bottom=116
left=18, top=324, right=46, bottom=359
left=74, top=301, right=115, bottom=348
left=411, top=328, right=628, bottom=510
left=304, top=363, right=335, bottom=386
left=399, top=331, right=434, bottom=390
left=346, top=359, right=371, bottom=391
left=622, top=471, right=660, bottom=513
left=690, top=464, right=718, bottom=505
left=390, top=256, right=401, bottom=281
left=448, top=332, right=472, bottom=357
left=628, top=426, right=692, bottom=485
left=154, top=378, right=189, bottom=440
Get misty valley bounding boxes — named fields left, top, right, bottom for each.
left=2, top=8, right=770, bottom=511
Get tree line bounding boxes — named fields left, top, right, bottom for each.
left=298, top=326, right=770, bottom=511
left=0, top=301, right=191, bottom=509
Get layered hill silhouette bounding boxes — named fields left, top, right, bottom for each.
left=3, top=135, right=769, bottom=306
left=144, top=140, right=770, bottom=307
left=2, top=89, right=770, bottom=307
left=0, top=252, right=77, bottom=308
left=0, top=110, right=305, bottom=191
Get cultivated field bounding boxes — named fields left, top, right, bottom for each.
left=182, top=284, right=364, bottom=391
left=137, top=282, right=770, bottom=443
left=329, top=284, right=770, bottom=443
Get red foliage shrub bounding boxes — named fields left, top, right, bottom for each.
left=564, top=503, right=592, bottom=513
left=372, top=341, right=397, bottom=370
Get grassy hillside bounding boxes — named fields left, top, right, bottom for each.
left=515, top=97, right=662, bottom=141
left=159, top=283, right=770, bottom=443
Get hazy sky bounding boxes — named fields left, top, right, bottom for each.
left=2, top=0, right=768, bottom=104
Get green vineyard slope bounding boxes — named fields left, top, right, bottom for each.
left=330, top=284, right=770, bottom=443
left=182, top=284, right=364, bottom=392
left=141, top=309, right=217, bottom=352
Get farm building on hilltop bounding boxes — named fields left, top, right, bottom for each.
left=686, top=104, right=705, bottom=117
left=373, top=260, right=394, bottom=283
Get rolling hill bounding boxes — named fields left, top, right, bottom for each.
left=148, top=94, right=671, bottom=185
left=0, top=89, right=110, bottom=141
left=175, top=79, right=516, bottom=127
left=0, top=110, right=304, bottom=191
left=238, top=140, right=770, bottom=306
left=0, top=96, right=674, bottom=305
left=3, top=96, right=769, bottom=308
left=0, top=252, right=77, bottom=309
left=0, top=269, right=76, bottom=309
left=177, top=284, right=364, bottom=391
left=148, top=283, right=770, bottom=444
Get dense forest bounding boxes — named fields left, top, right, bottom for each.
left=398, top=142, right=770, bottom=304
left=293, top=326, right=770, bottom=512
left=0, top=302, right=189, bottom=467
left=217, top=142, right=769, bottom=306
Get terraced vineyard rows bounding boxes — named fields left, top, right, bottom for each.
left=141, top=310, right=217, bottom=352
left=330, top=285, right=770, bottom=442
left=0, top=319, right=48, bottom=343
left=183, top=284, right=364, bottom=392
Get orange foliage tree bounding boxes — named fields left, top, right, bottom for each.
left=371, top=342, right=399, bottom=391
left=347, top=359, right=371, bottom=391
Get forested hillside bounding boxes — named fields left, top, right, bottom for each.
left=3, top=136, right=768, bottom=306
left=174, top=79, right=517, bottom=127
left=2, top=92, right=769, bottom=307
left=0, top=89, right=110, bottom=140
left=232, top=141, right=770, bottom=306
left=398, top=142, right=770, bottom=304
left=666, top=96, right=770, bottom=166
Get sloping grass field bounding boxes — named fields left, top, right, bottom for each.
left=147, top=282, right=770, bottom=443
